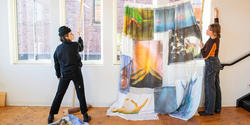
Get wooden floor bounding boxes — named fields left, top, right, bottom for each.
left=0, top=106, right=249, bottom=125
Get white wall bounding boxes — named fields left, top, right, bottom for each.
left=0, top=0, right=249, bottom=107
left=212, top=0, right=250, bottom=106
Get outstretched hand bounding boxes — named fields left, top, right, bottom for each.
left=77, top=31, right=82, bottom=37
left=214, top=8, right=219, bottom=18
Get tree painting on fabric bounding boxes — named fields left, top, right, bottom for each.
left=114, top=0, right=153, bottom=64
left=123, top=7, right=154, bottom=40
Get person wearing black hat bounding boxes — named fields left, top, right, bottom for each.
left=48, top=26, right=91, bottom=123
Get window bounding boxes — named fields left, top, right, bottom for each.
left=9, top=0, right=53, bottom=63
left=64, top=0, right=102, bottom=64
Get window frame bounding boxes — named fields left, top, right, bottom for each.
left=60, top=0, right=103, bottom=65
left=112, top=0, right=120, bottom=65
left=8, top=0, right=52, bottom=64
left=93, top=0, right=101, bottom=24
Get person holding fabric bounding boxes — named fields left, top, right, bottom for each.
left=48, top=26, right=91, bottom=123
left=198, top=8, right=222, bottom=116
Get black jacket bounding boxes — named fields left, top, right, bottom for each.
left=54, top=37, right=84, bottom=78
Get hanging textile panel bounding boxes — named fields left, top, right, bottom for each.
left=154, top=1, right=204, bottom=120
left=108, top=1, right=204, bottom=121
left=123, top=7, right=154, bottom=40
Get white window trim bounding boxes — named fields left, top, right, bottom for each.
left=8, top=0, right=51, bottom=64
left=93, top=0, right=101, bottom=25
left=60, top=0, right=103, bottom=65
left=112, top=0, right=119, bottom=65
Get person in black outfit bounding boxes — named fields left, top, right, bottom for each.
left=198, top=8, right=222, bottom=116
left=48, top=26, right=91, bottom=123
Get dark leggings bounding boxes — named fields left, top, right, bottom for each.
left=49, top=69, right=88, bottom=115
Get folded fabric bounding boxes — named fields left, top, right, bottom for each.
left=49, top=114, right=89, bottom=125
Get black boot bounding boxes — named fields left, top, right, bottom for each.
left=198, top=111, right=213, bottom=116
left=214, top=110, right=221, bottom=114
left=83, top=113, right=91, bottom=122
left=48, top=114, right=54, bottom=124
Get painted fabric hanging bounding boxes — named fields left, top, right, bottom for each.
left=107, top=1, right=205, bottom=121
left=123, top=6, right=154, bottom=40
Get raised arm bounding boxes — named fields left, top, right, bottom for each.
left=214, top=8, right=219, bottom=24
left=199, top=8, right=219, bottom=49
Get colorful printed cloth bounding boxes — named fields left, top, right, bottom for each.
left=108, top=1, right=204, bottom=121
left=49, top=114, right=89, bottom=125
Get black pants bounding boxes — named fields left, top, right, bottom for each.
left=49, top=68, right=88, bottom=115
left=204, top=57, right=222, bottom=114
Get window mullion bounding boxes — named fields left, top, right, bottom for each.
left=33, top=0, right=38, bottom=60
left=64, top=0, right=102, bottom=64
left=82, top=1, right=86, bottom=63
